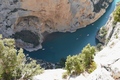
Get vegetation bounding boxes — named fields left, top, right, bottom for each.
left=99, top=27, right=107, bottom=38
left=13, top=30, right=40, bottom=47
left=65, top=44, right=96, bottom=76
left=0, top=35, right=43, bottom=80
left=113, top=5, right=120, bottom=22
left=115, top=34, right=118, bottom=39
left=112, top=21, right=117, bottom=28
left=96, top=43, right=103, bottom=51
left=62, top=72, right=68, bottom=79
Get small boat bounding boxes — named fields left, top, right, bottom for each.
left=76, top=38, right=79, bottom=40
left=42, top=48, right=45, bottom=50
left=87, top=34, right=89, bottom=36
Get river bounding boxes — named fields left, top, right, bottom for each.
left=25, top=0, right=120, bottom=63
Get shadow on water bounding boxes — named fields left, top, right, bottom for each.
left=25, top=0, right=116, bottom=63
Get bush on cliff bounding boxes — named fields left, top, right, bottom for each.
left=65, top=44, right=96, bottom=75
left=99, top=27, right=107, bottom=39
left=0, top=35, right=43, bottom=80
left=113, top=5, right=120, bottom=22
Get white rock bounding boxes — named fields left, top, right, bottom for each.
left=111, top=59, right=120, bottom=79
left=33, top=69, right=66, bottom=80
left=87, top=67, right=114, bottom=80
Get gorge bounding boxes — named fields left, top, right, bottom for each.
left=1, top=0, right=120, bottom=80
left=0, top=0, right=116, bottom=63
left=34, top=1, right=120, bottom=79
left=25, top=0, right=116, bottom=63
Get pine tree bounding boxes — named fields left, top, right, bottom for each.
left=0, top=35, right=43, bottom=80
left=65, top=44, right=96, bottom=75
left=113, top=5, right=120, bottom=22
left=81, top=44, right=95, bottom=68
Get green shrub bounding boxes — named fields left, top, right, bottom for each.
left=99, top=27, right=107, bottom=38
left=65, top=55, right=85, bottom=75
left=88, top=62, right=97, bottom=73
left=81, top=44, right=95, bottom=69
left=112, top=21, right=117, bottom=28
left=0, top=35, right=43, bottom=80
left=113, top=5, right=120, bottom=22
left=65, top=44, right=96, bottom=75
left=96, top=43, right=103, bottom=51
left=62, top=72, right=68, bottom=79
left=116, top=35, right=118, bottom=39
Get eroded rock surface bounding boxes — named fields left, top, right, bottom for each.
left=0, top=0, right=113, bottom=51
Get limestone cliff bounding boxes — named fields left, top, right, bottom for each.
left=0, top=0, right=113, bottom=51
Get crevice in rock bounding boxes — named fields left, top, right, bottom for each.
left=110, top=58, right=120, bottom=65
left=13, top=0, right=19, bottom=4
left=102, top=58, right=120, bottom=73
left=91, top=0, right=110, bottom=13
left=12, top=30, right=40, bottom=48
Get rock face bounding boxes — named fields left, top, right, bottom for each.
left=0, top=0, right=113, bottom=51
left=89, top=4, right=120, bottom=79
left=83, top=5, right=120, bottom=80
left=96, top=13, right=115, bottom=44
left=96, top=3, right=120, bottom=44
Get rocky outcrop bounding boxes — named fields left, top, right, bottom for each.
left=0, top=0, right=113, bottom=51
left=36, top=59, right=56, bottom=69
left=88, top=4, right=120, bottom=79
left=96, top=13, right=115, bottom=44
left=96, top=3, right=119, bottom=44
left=96, top=14, right=115, bottom=44
left=93, top=28, right=120, bottom=80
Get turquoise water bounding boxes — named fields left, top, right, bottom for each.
left=25, top=0, right=119, bottom=63
left=116, top=0, right=120, bottom=3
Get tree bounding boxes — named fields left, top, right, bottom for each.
left=81, top=44, right=95, bottom=68
left=65, top=44, right=96, bottom=75
left=65, top=55, right=85, bottom=75
left=113, top=5, right=120, bottom=22
left=0, top=35, right=43, bottom=80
